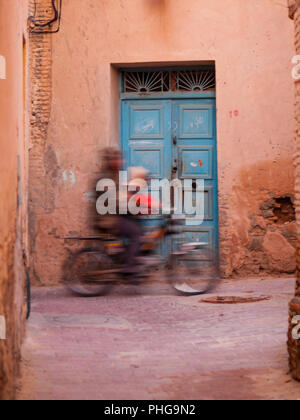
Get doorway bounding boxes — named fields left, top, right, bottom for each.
left=120, top=67, right=218, bottom=255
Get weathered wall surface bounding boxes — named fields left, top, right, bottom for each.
left=288, top=0, right=300, bottom=382
left=0, top=0, right=28, bottom=399
left=28, top=0, right=53, bottom=285
left=29, top=0, right=296, bottom=284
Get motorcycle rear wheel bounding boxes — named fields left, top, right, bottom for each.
left=65, top=248, right=115, bottom=297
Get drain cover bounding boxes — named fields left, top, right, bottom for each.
left=201, top=295, right=271, bottom=304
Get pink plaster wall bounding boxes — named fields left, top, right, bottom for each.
left=31, top=0, right=296, bottom=282
left=0, top=0, right=28, bottom=398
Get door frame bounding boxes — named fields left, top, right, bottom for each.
left=118, top=67, right=219, bottom=253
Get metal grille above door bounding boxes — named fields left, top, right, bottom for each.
left=123, top=71, right=170, bottom=93
left=176, top=70, right=215, bottom=92
left=122, top=69, right=215, bottom=94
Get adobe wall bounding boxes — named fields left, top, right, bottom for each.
left=29, top=0, right=296, bottom=284
left=0, top=0, right=28, bottom=400
left=288, top=0, right=300, bottom=382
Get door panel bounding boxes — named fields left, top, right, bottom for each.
left=122, top=100, right=172, bottom=256
left=130, top=146, right=164, bottom=178
left=178, top=146, right=213, bottom=179
left=172, top=227, right=214, bottom=255
left=172, top=99, right=217, bottom=253
left=178, top=104, right=213, bottom=138
left=129, top=104, right=165, bottom=139
left=121, top=98, right=218, bottom=256
left=122, top=100, right=172, bottom=180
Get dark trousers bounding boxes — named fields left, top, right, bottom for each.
left=118, top=217, right=143, bottom=273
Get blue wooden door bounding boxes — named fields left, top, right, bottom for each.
left=171, top=99, right=218, bottom=254
left=121, top=100, right=172, bottom=255
left=121, top=98, right=218, bottom=255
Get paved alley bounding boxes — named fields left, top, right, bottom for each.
left=18, top=277, right=300, bottom=400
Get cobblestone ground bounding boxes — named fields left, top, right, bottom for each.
left=18, top=277, right=300, bottom=400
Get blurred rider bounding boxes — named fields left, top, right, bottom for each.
left=96, top=148, right=143, bottom=281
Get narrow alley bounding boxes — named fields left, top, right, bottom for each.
left=2, top=0, right=300, bottom=401
left=18, top=277, right=300, bottom=400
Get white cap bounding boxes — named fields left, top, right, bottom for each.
left=128, top=166, right=149, bottom=181
left=127, top=167, right=150, bottom=190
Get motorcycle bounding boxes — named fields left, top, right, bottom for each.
left=63, top=215, right=220, bottom=297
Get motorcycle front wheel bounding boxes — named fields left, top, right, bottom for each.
left=167, top=248, right=220, bottom=295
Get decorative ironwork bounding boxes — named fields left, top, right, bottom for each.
left=123, top=71, right=170, bottom=93
left=176, top=70, right=215, bottom=92
left=122, top=69, right=215, bottom=94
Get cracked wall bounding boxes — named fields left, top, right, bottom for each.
left=28, top=0, right=54, bottom=285
left=288, top=0, right=300, bottom=382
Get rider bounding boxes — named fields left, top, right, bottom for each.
left=127, top=166, right=161, bottom=216
left=127, top=166, right=163, bottom=249
left=96, top=147, right=143, bottom=280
